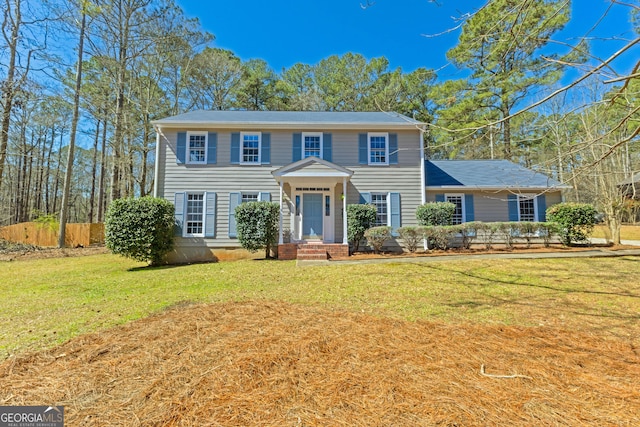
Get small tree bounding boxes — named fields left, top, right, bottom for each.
left=347, top=204, right=377, bottom=253
left=105, top=197, right=175, bottom=266
left=364, top=226, right=391, bottom=254
left=235, top=201, right=280, bottom=259
left=547, top=202, right=597, bottom=246
left=416, top=202, right=456, bottom=226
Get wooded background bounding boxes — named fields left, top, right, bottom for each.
left=0, top=0, right=638, bottom=242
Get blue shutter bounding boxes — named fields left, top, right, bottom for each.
left=537, top=194, right=546, bottom=222
left=435, top=194, right=445, bottom=202
left=207, top=132, right=217, bottom=164
left=230, top=133, right=240, bottom=164
left=292, top=133, right=302, bottom=162
left=323, top=133, right=332, bottom=162
left=259, top=192, right=271, bottom=202
left=261, top=133, right=270, bottom=164
left=390, top=192, right=400, bottom=236
left=464, top=194, right=475, bottom=222
left=508, top=194, right=519, bottom=221
left=204, top=192, right=216, bottom=237
left=358, top=133, right=368, bottom=164
left=359, top=192, right=371, bottom=204
left=176, top=132, right=186, bottom=164
left=228, top=192, right=240, bottom=238
left=174, top=192, right=185, bottom=236
left=389, top=133, right=398, bottom=165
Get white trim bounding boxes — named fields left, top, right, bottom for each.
left=426, top=186, right=568, bottom=191
left=367, top=132, right=389, bottom=166
left=239, top=131, right=262, bottom=165
left=517, top=194, right=538, bottom=222
left=185, top=131, right=208, bottom=165
left=370, top=192, right=390, bottom=226
left=343, top=178, right=348, bottom=244
left=445, top=193, right=466, bottom=224
left=301, top=132, right=323, bottom=159
left=153, top=127, right=161, bottom=197
left=183, top=191, right=205, bottom=237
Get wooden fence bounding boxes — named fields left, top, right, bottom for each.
left=0, top=222, right=105, bottom=247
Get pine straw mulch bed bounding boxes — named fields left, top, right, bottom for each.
left=1, top=301, right=638, bottom=426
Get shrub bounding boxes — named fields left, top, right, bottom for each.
left=423, top=225, right=455, bottom=250
left=235, top=201, right=280, bottom=259
left=546, top=202, right=597, bottom=246
left=497, top=222, right=518, bottom=249
left=398, top=226, right=423, bottom=253
left=347, top=204, right=377, bottom=253
left=475, top=222, right=500, bottom=249
left=416, top=202, right=456, bottom=226
left=364, top=226, right=392, bottom=253
left=538, top=222, right=560, bottom=248
left=457, top=222, right=480, bottom=249
left=105, top=197, right=175, bottom=266
left=517, top=221, right=538, bottom=248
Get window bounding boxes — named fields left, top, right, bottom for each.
left=518, top=195, right=536, bottom=222
left=241, top=192, right=259, bottom=203
left=368, top=132, right=389, bottom=165
left=187, top=132, right=207, bottom=164
left=241, top=132, right=261, bottom=164
left=185, top=193, right=204, bottom=236
left=325, top=195, right=331, bottom=216
left=302, top=133, right=322, bottom=158
left=446, top=194, right=464, bottom=225
left=371, top=193, right=388, bottom=226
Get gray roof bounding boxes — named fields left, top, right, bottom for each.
left=152, top=110, right=422, bottom=128
left=426, top=160, right=568, bottom=189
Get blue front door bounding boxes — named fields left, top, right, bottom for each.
left=303, top=193, right=323, bottom=240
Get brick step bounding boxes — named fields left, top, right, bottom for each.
left=296, top=252, right=328, bottom=261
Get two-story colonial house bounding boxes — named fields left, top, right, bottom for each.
left=152, top=110, right=426, bottom=262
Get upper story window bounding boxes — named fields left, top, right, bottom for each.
left=187, top=132, right=207, bottom=164
left=241, top=132, right=261, bottom=164
left=371, top=193, right=388, bottom=226
left=446, top=194, right=464, bottom=225
left=518, top=195, right=536, bottom=222
left=368, top=132, right=389, bottom=165
left=302, top=132, right=322, bottom=158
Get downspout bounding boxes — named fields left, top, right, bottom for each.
left=153, top=125, right=161, bottom=198
left=420, top=127, right=428, bottom=250
left=279, top=180, right=284, bottom=244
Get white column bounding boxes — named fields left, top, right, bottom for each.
left=153, top=126, right=161, bottom=198
left=279, top=181, right=284, bottom=244
left=342, top=177, right=348, bottom=244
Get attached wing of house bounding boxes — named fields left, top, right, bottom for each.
left=425, top=160, right=570, bottom=224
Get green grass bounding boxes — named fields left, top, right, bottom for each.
left=2, top=253, right=640, bottom=358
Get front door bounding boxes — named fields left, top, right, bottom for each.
left=302, top=193, right=323, bottom=240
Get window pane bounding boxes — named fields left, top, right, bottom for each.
left=304, top=135, right=321, bottom=158
left=186, top=193, right=204, bottom=235
left=369, top=135, right=387, bottom=164
left=189, top=134, right=206, bottom=163
left=371, top=193, right=388, bottom=226
left=446, top=195, right=463, bottom=225
left=241, top=193, right=258, bottom=203
left=242, top=134, right=260, bottom=163
left=519, top=197, right=535, bottom=222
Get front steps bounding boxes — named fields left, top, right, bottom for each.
left=278, top=243, right=349, bottom=260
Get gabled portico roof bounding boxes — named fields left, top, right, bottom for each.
left=272, top=156, right=353, bottom=181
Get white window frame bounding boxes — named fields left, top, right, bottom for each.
left=186, top=131, right=207, bottom=165
left=445, top=194, right=466, bottom=225
left=240, top=131, right=261, bottom=164
left=301, top=132, right=323, bottom=159
left=517, top=194, right=538, bottom=222
left=367, top=132, right=389, bottom=166
left=241, top=192, right=259, bottom=203
left=371, top=192, right=389, bottom=227
left=184, top=192, right=205, bottom=237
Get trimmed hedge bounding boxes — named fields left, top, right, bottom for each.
left=235, top=201, right=280, bottom=259
left=546, top=202, right=597, bottom=246
left=416, top=201, right=456, bottom=226
left=347, top=204, right=377, bottom=253
left=364, top=226, right=392, bottom=253
left=105, top=197, right=175, bottom=266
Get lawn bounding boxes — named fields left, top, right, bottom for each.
left=2, top=253, right=639, bottom=358
left=593, top=224, right=640, bottom=240
left=2, top=253, right=640, bottom=426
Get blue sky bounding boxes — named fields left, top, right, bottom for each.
left=176, top=0, right=638, bottom=81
